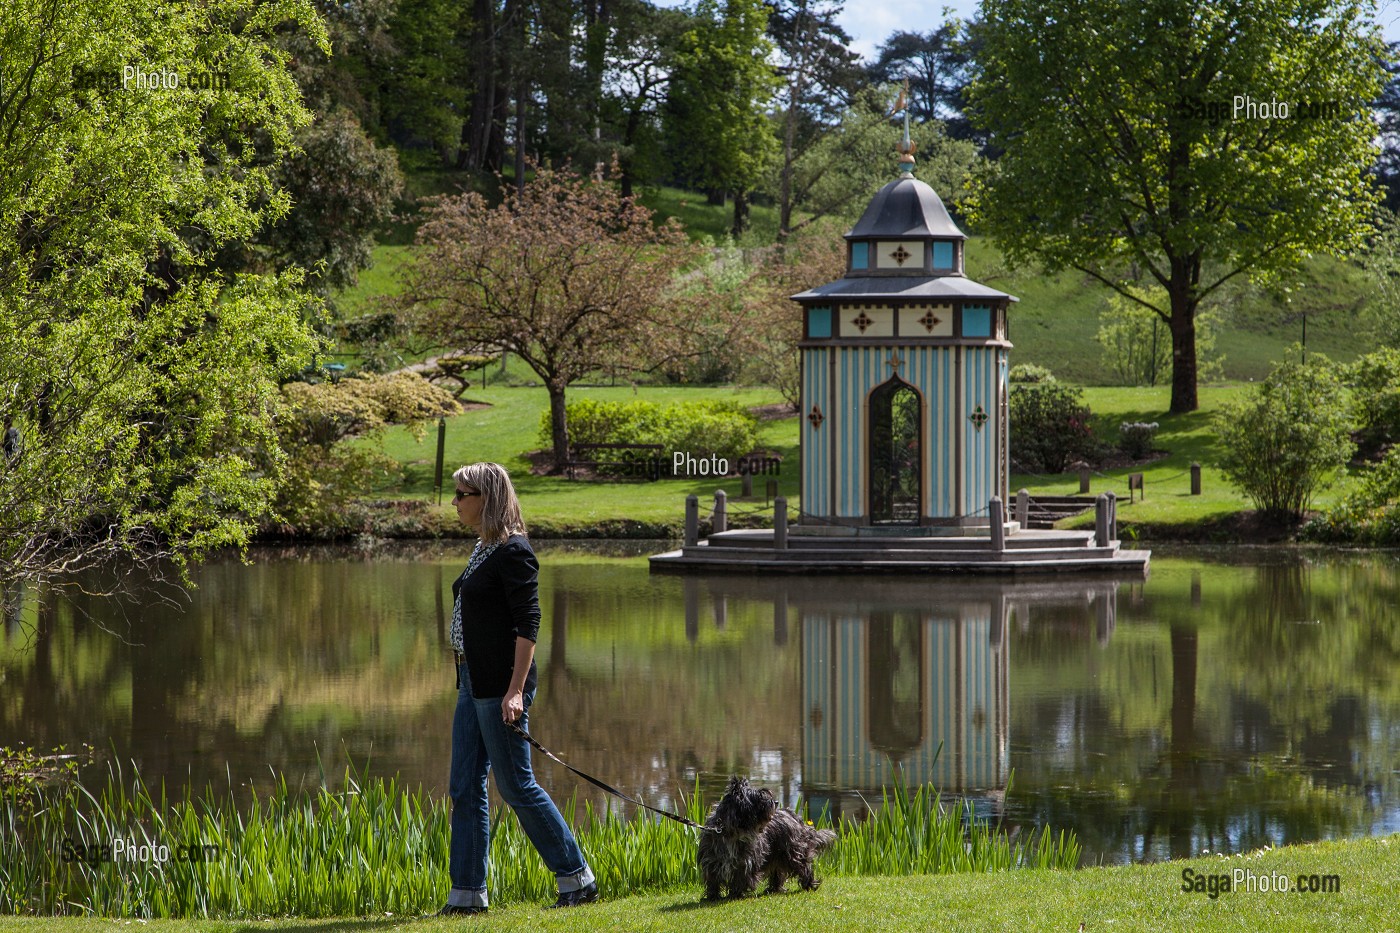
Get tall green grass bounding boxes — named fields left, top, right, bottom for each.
left=1, top=762, right=1078, bottom=918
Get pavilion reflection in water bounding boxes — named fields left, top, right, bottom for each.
left=784, top=577, right=1119, bottom=820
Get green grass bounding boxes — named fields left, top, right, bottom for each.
left=367, top=380, right=1354, bottom=538
left=373, top=383, right=799, bottom=532
left=333, top=244, right=409, bottom=319
left=1013, top=384, right=1358, bottom=533
left=638, top=185, right=787, bottom=246
left=2, top=768, right=1074, bottom=919
left=1, top=834, right=1395, bottom=930
left=965, top=238, right=1370, bottom=384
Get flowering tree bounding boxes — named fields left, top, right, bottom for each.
left=401, top=164, right=705, bottom=469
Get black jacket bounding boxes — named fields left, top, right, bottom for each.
left=452, top=534, right=541, bottom=698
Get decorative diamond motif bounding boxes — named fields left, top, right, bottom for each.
left=890, top=244, right=913, bottom=266
left=850, top=310, right=874, bottom=333
left=918, top=310, right=942, bottom=332
left=807, top=405, right=825, bottom=429
left=969, top=404, right=989, bottom=431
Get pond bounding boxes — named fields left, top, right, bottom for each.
left=3, top=543, right=1398, bottom=866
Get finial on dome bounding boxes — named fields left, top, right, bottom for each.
left=894, top=78, right=915, bottom=176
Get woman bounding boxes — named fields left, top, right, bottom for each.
left=438, top=462, right=597, bottom=915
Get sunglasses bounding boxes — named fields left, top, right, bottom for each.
left=452, top=489, right=482, bottom=502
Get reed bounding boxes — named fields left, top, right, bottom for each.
left=1, top=762, right=1078, bottom=918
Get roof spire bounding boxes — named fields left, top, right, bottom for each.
left=894, top=78, right=916, bottom=176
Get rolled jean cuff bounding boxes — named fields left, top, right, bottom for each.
left=447, top=886, right=488, bottom=908
left=556, top=865, right=595, bottom=893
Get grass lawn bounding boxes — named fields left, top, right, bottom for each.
left=374, top=383, right=799, bottom=531
left=965, top=238, right=1369, bottom=385
left=1018, top=384, right=1357, bottom=535
left=2, top=834, right=1394, bottom=932
left=368, top=380, right=1344, bottom=538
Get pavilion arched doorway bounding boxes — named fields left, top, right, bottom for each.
left=869, top=379, right=921, bottom=524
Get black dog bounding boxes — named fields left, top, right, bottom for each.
left=698, top=776, right=837, bottom=900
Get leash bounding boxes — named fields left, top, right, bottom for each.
left=508, top=721, right=715, bottom=833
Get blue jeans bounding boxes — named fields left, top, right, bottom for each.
left=448, top=673, right=589, bottom=903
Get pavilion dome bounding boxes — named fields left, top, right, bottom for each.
left=846, top=175, right=965, bottom=241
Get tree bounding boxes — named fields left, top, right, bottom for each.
left=400, top=164, right=703, bottom=468
left=868, top=23, right=977, bottom=144
left=1096, top=286, right=1223, bottom=387
left=967, top=0, right=1386, bottom=414
left=767, top=0, right=863, bottom=238
left=737, top=221, right=846, bottom=406
left=782, top=84, right=979, bottom=234
left=271, top=373, right=458, bottom=533
left=1216, top=354, right=1355, bottom=519
left=0, top=0, right=326, bottom=589
left=664, top=0, right=780, bottom=237
left=217, top=109, right=404, bottom=295
left=599, top=0, right=691, bottom=196
left=1370, top=41, right=1400, bottom=212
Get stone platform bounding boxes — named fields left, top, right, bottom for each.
left=649, top=526, right=1150, bottom=576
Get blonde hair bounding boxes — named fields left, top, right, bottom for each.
left=452, top=462, right=527, bottom=544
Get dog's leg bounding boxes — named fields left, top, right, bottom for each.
left=765, top=868, right=788, bottom=894
left=797, top=864, right=821, bottom=891
left=703, top=878, right=723, bottom=901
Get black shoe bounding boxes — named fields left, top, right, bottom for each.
left=435, top=903, right=488, bottom=916
left=547, top=881, right=599, bottom=908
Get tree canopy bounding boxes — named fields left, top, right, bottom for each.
left=664, top=0, right=781, bottom=236
left=0, top=0, right=327, bottom=586
left=400, top=164, right=704, bottom=468
left=967, top=0, right=1386, bottom=412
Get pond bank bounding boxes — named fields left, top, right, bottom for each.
left=1, top=833, right=1394, bottom=931
left=257, top=498, right=1325, bottom=546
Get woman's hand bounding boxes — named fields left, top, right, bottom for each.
left=502, top=689, right=524, bottom=724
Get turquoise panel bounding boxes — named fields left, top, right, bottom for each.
left=851, top=242, right=869, bottom=269
left=809, top=306, right=832, bottom=338
left=932, top=241, right=953, bottom=270
left=963, top=305, right=991, bottom=337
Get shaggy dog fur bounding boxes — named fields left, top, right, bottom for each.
left=698, top=776, right=837, bottom=900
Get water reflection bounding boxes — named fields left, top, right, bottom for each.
left=2, top=545, right=1398, bottom=865
left=792, top=578, right=1022, bottom=823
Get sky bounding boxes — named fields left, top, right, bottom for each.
left=654, top=0, right=1400, bottom=63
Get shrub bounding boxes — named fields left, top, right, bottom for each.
left=1215, top=355, right=1354, bottom=520
left=272, top=374, right=458, bottom=532
left=1342, top=347, right=1400, bottom=459
left=1010, top=383, right=1096, bottom=473
left=539, top=399, right=758, bottom=474
left=1303, top=446, right=1400, bottom=545
left=1008, top=363, right=1057, bottom=384
left=1118, top=421, right=1159, bottom=459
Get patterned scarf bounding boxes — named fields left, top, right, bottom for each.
left=450, top=539, right=502, bottom=654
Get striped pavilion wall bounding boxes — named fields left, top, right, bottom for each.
left=800, top=345, right=1008, bottom=521
left=802, top=609, right=1008, bottom=793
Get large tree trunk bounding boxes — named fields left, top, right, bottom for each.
left=1168, top=277, right=1199, bottom=414
left=458, top=0, right=499, bottom=171
left=731, top=190, right=750, bottom=238
left=548, top=381, right=570, bottom=472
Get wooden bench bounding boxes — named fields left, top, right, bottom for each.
left=565, top=442, right=665, bottom=480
